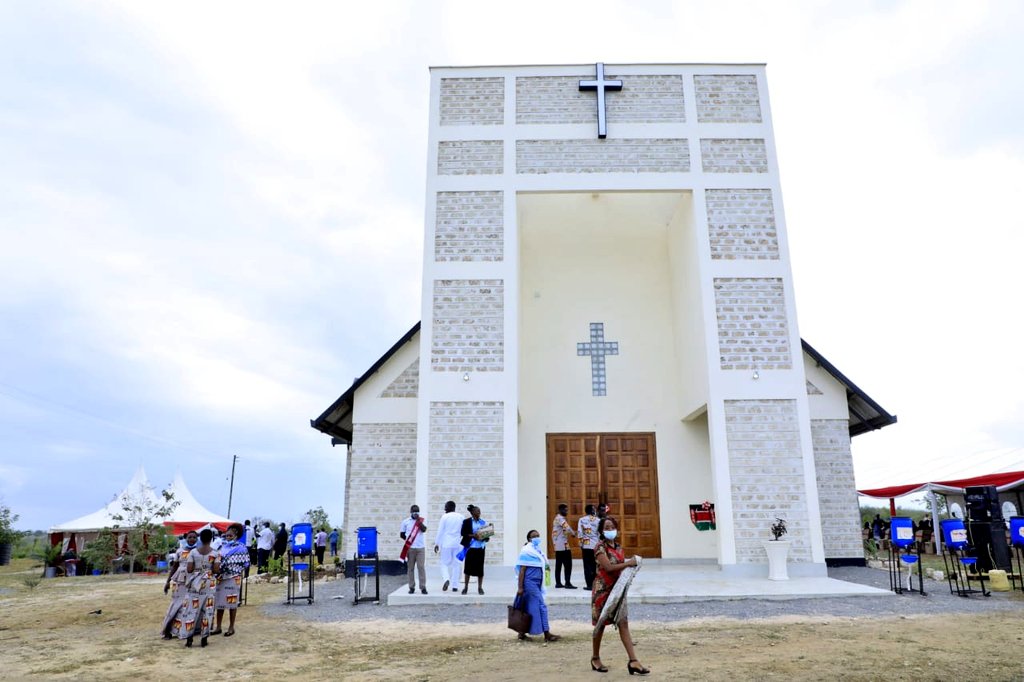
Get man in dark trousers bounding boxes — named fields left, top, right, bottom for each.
left=551, top=502, right=577, bottom=589
left=273, top=522, right=288, bottom=560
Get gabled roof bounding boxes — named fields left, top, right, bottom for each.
left=310, top=325, right=896, bottom=441
left=309, top=321, right=420, bottom=444
left=801, top=339, right=897, bottom=437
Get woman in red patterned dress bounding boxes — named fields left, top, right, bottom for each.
left=590, top=516, right=649, bottom=675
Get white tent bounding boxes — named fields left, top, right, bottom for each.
left=50, top=466, right=159, bottom=533
left=50, top=467, right=235, bottom=536
left=163, top=471, right=235, bottom=534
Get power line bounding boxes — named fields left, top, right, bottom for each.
left=0, top=379, right=227, bottom=461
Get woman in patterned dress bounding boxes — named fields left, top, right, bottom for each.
left=590, top=517, right=648, bottom=675
left=161, top=530, right=198, bottom=639
left=213, top=523, right=250, bottom=637
left=167, top=528, right=218, bottom=648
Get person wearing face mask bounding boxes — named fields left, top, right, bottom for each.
left=165, top=528, right=219, bottom=648
left=160, top=531, right=199, bottom=639
left=514, top=530, right=561, bottom=643
left=213, top=523, right=250, bottom=637
left=590, top=516, right=648, bottom=675
left=399, top=505, right=428, bottom=594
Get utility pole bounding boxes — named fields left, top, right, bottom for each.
left=227, top=455, right=238, bottom=518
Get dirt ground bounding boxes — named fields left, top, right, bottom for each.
left=1, top=561, right=1023, bottom=681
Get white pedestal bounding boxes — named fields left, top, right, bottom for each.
left=762, top=540, right=791, bottom=580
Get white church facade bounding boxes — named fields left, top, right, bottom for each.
left=313, top=63, right=895, bottom=576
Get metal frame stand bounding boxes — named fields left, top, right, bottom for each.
left=286, top=551, right=314, bottom=604
left=352, top=551, right=380, bottom=605
left=941, top=548, right=990, bottom=597
left=1010, top=544, right=1024, bottom=592
left=888, top=542, right=926, bottom=596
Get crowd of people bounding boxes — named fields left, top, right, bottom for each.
left=158, top=517, right=342, bottom=649
left=156, top=504, right=650, bottom=673
left=864, top=513, right=935, bottom=552
left=398, top=499, right=649, bottom=675
left=160, top=523, right=249, bottom=648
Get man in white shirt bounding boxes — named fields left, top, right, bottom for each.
left=400, top=504, right=428, bottom=594
left=433, top=500, right=464, bottom=593
left=256, top=521, right=274, bottom=573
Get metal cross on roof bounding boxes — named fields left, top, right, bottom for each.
left=579, top=62, right=623, bottom=139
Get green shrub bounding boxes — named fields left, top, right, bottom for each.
left=266, top=557, right=287, bottom=578
left=80, top=529, right=118, bottom=575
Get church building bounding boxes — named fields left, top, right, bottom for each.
left=312, top=63, right=895, bottom=576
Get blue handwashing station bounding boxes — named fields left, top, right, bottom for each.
left=352, top=526, right=380, bottom=605
left=286, top=522, right=314, bottom=604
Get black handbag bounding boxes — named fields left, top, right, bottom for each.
left=507, top=595, right=532, bottom=634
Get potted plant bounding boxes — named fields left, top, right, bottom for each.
left=761, top=517, right=791, bottom=581
left=36, top=542, right=64, bottom=578
left=0, top=503, right=23, bottom=566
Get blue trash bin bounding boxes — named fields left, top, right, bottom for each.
left=356, top=527, right=377, bottom=557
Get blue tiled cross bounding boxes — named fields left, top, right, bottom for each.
left=577, top=322, right=619, bottom=396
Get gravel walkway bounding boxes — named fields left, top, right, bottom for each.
left=260, top=567, right=1024, bottom=625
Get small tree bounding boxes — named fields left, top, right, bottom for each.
left=0, top=501, right=22, bottom=547
left=303, top=506, right=330, bottom=530
left=111, top=487, right=179, bottom=578
left=81, top=528, right=118, bottom=574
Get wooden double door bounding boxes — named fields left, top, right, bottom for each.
left=546, top=432, right=662, bottom=558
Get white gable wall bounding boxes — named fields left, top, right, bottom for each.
left=345, top=334, right=419, bottom=560
left=804, top=351, right=863, bottom=559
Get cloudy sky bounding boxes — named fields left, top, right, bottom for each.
left=2, top=1, right=1022, bottom=530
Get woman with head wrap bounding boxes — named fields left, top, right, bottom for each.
left=213, top=522, right=250, bottom=637
left=166, top=528, right=218, bottom=648
left=160, top=530, right=198, bottom=639
left=514, top=529, right=560, bottom=642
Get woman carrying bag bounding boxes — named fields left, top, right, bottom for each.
left=513, top=530, right=560, bottom=642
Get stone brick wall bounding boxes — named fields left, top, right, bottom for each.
left=434, top=191, right=504, bottom=262
left=379, top=359, right=419, bottom=398
left=428, top=401, right=504, bottom=563
left=516, top=75, right=685, bottom=124
left=342, top=423, right=417, bottom=560
left=516, top=139, right=690, bottom=174
left=437, top=140, right=504, bottom=175
left=695, top=75, right=762, bottom=123
left=705, top=189, right=779, bottom=260
left=714, top=277, right=792, bottom=370
left=440, top=77, right=505, bottom=126
left=725, top=399, right=811, bottom=563
left=700, top=138, right=768, bottom=173
left=431, top=279, right=504, bottom=372
left=811, top=419, right=862, bottom=559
